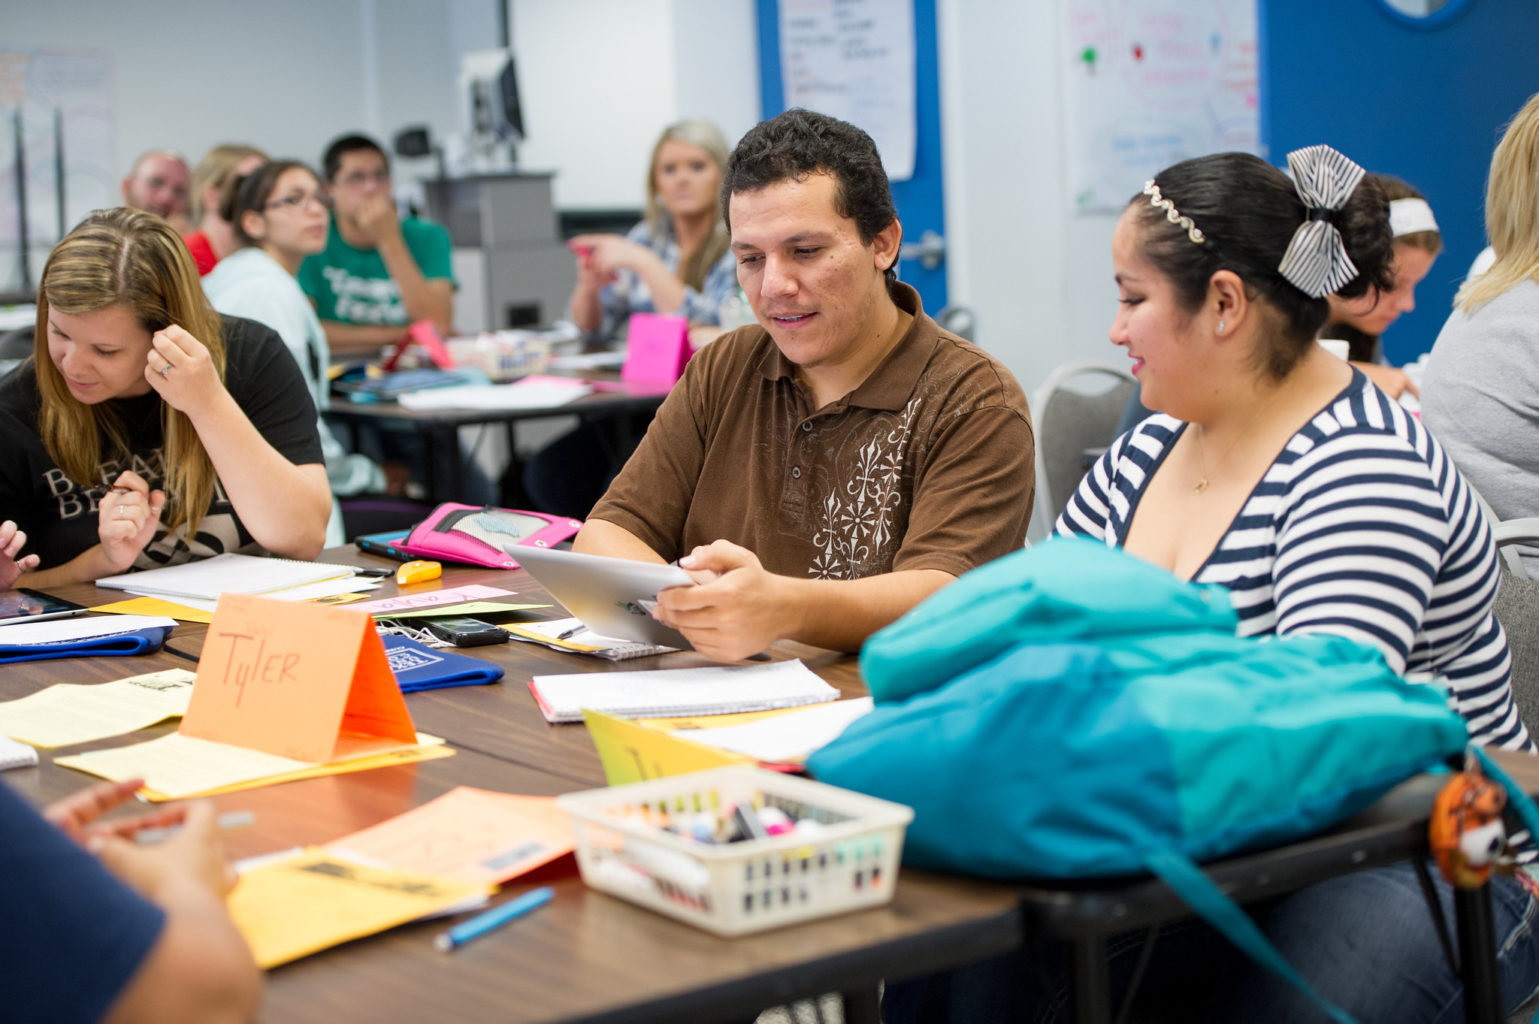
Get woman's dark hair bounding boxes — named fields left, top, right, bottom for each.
left=1131, top=151, right=1395, bottom=379
left=217, top=160, right=314, bottom=247
left=721, top=108, right=899, bottom=291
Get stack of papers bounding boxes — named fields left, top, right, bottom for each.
left=660, top=698, right=874, bottom=764
left=0, top=614, right=176, bottom=646
left=398, top=375, right=593, bottom=411
left=529, top=659, right=839, bottom=723
left=230, top=849, right=491, bottom=968
left=0, top=669, right=196, bottom=748
left=326, top=787, right=574, bottom=887
left=56, top=732, right=453, bottom=801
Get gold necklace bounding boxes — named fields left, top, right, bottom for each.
left=1189, top=389, right=1283, bottom=493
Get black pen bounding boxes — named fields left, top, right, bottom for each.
left=554, top=625, right=585, bottom=641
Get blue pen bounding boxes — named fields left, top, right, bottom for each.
left=434, top=885, right=554, bottom=952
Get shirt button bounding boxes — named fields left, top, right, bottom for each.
left=791, top=466, right=802, bottom=479
left=801, top=421, right=812, bottom=432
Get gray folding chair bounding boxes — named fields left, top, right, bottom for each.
left=1493, top=517, right=1539, bottom=733
left=1028, top=360, right=1136, bottom=540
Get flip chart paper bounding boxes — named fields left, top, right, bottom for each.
left=182, top=594, right=417, bottom=763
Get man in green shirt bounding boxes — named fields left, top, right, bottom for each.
left=300, top=134, right=455, bottom=355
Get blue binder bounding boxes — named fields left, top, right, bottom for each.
left=0, top=626, right=173, bottom=664
left=381, top=635, right=504, bottom=693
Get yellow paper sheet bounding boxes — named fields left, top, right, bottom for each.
left=380, top=601, right=550, bottom=620
left=56, top=731, right=450, bottom=801
left=90, top=597, right=214, bottom=623
left=636, top=705, right=824, bottom=731
left=0, top=669, right=197, bottom=748
left=229, top=848, right=490, bottom=968
left=584, top=710, right=749, bottom=785
left=326, top=787, right=574, bottom=887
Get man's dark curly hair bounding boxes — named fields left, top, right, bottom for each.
left=721, top=108, right=899, bottom=290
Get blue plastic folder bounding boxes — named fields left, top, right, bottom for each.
left=0, top=626, right=172, bottom=664
left=381, top=635, right=504, bottom=693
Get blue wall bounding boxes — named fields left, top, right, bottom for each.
left=1260, top=0, right=1539, bottom=364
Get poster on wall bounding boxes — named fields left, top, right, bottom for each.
left=1062, top=0, right=1259, bottom=214
left=778, top=0, right=916, bottom=181
left=0, top=47, right=114, bottom=293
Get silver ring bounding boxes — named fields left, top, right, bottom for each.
left=158, top=362, right=172, bottom=378
left=115, top=506, right=130, bottom=519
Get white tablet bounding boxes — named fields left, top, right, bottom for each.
left=507, top=545, right=697, bottom=650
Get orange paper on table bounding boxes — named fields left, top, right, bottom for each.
left=325, top=787, right=575, bottom=887
left=181, top=594, right=417, bottom=763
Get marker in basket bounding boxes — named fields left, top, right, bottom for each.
left=435, top=885, right=554, bottom=952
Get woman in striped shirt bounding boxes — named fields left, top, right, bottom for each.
left=1044, top=146, right=1538, bottom=1022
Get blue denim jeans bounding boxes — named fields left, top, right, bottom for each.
left=884, top=862, right=1539, bottom=1024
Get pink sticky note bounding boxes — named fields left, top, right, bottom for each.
left=621, top=313, right=691, bottom=384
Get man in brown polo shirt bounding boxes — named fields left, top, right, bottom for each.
left=575, top=109, right=1034, bottom=660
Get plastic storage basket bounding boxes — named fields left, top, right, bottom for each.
left=557, top=766, right=914, bottom=936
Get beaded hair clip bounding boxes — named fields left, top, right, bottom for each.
left=1143, top=180, right=1205, bottom=245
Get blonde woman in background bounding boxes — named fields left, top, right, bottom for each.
left=567, top=119, right=738, bottom=348
left=0, top=208, right=330, bottom=586
left=182, top=143, right=267, bottom=276
left=1422, top=92, right=1539, bottom=574
left=528, top=120, right=740, bottom=518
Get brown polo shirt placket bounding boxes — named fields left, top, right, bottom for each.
left=591, top=283, right=1035, bottom=581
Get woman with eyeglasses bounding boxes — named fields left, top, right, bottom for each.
left=203, top=160, right=390, bottom=546
left=0, top=207, right=330, bottom=586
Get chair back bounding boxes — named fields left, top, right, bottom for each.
left=1029, top=360, right=1136, bottom=537
left=1492, top=517, right=1539, bottom=732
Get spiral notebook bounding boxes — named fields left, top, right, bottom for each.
left=504, top=617, right=675, bottom=662
left=96, top=553, right=359, bottom=602
left=527, top=659, right=839, bottom=724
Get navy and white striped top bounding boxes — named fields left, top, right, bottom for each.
left=1057, top=370, right=1529, bottom=750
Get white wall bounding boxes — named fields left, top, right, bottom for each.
left=938, top=0, right=1118, bottom=400
left=6, top=0, right=1096, bottom=397
left=4, top=0, right=477, bottom=185
left=511, top=0, right=760, bottom=211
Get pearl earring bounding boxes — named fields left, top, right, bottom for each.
left=1217, top=319, right=1226, bottom=333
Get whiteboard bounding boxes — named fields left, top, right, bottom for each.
left=778, top=0, right=916, bottom=181
left=0, top=48, right=116, bottom=291
left=1062, top=0, right=1260, bottom=213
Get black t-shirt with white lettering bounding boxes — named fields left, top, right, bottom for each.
left=0, top=315, right=323, bottom=572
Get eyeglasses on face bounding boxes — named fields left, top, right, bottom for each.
left=264, top=192, right=331, bottom=212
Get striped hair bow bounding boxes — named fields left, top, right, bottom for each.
left=1277, top=145, right=1366, bottom=298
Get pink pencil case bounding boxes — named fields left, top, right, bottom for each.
left=399, top=503, right=583, bottom=569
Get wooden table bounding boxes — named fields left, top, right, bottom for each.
left=10, top=557, right=1025, bottom=1024
left=19, top=556, right=1536, bottom=1023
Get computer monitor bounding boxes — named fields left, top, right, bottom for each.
left=459, top=48, right=523, bottom=171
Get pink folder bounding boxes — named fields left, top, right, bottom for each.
left=621, top=313, right=691, bottom=384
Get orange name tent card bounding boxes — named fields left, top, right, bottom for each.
left=181, top=594, right=417, bottom=763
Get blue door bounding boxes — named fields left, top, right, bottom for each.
left=1260, top=0, right=1539, bottom=364
left=755, top=0, right=949, bottom=312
